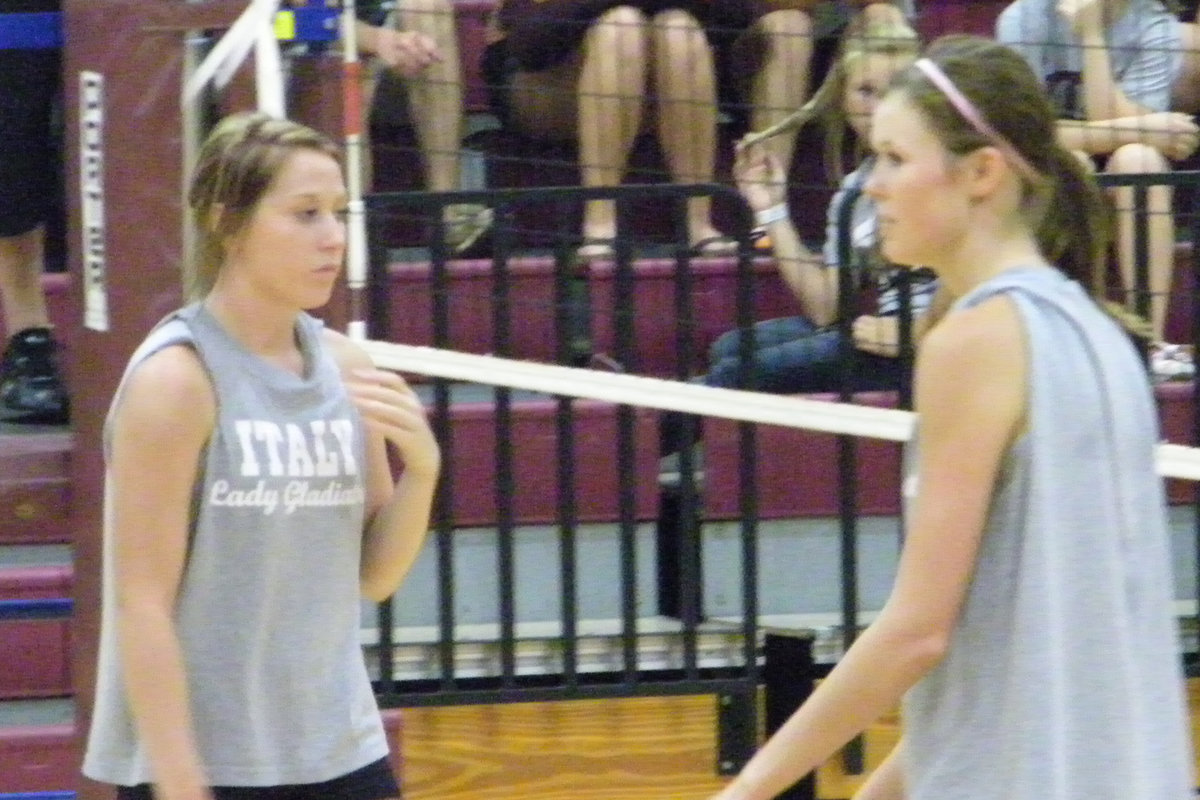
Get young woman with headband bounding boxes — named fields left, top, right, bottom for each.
left=706, top=35, right=1192, bottom=800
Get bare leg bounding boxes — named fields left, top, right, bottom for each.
left=747, top=9, right=813, bottom=175
left=393, top=0, right=464, bottom=193
left=651, top=9, right=722, bottom=247
left=578, top=6, right=650, bottom=244
left=509, top=8, right=650, bottom=250
left=0, top=227, right=49, bottom=337
left=1105, top=143, right=1174, bottom=342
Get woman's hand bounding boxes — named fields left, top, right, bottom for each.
left=362, top=26, right=443, bottom=77
left=734, top=141, right=789, bottom=214
left=853, top=314, right=901, bottom=356
left=1134, top=112, right=1200, bottom=161
left=347, top=368, right=441, bottom=479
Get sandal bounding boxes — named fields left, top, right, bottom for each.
left=688, top=235, right=739, bottom=258
left=576, top=238, right=617, bottom=261
left=1150, top=342, right=1195, bottom=383
left=443, top=203, right=494, bottom=255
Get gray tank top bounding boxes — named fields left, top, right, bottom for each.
left=83, top=303, right=388, bottom=787
left=902, top=267, right=1193, bottom=799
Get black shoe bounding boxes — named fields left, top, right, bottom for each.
left=0, top=327, right=70, bottom=425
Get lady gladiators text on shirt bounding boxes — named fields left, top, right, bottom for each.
left=208, top=418, right=366, bottom=515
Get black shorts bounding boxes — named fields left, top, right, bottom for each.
left=0, top=48, right=61, bottom=237
left=483, top=0, right=842, bottom=133
left=496, top=0, right=770, bottom=73
left=115, top=757, right=401, bottom=800
left=484, top=1, right=772, bottom=131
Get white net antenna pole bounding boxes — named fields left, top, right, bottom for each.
left=341, top=0, right=369, bottom=342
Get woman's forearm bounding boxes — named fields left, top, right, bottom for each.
left=360, top=468, right=439, bottom=602
left=118, top=605, right=209, bottom=793
left=1056, top=117, right=1168, bottom=155
left=764, top=218, right=840, bottom=326
left=720, top=612, right=942, bottom=800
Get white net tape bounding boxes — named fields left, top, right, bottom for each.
left=362, top=339, right=1200, bottom=481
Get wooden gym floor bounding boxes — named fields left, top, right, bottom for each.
left=400, top=681, right=1200, bottom=800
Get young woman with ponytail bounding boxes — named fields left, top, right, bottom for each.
left=705, top=35, right=1193, bottom=800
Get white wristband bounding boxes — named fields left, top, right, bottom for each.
left=755, top=204, right=790, bottom=227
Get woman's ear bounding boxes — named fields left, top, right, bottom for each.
left=962, top=146, right=1011, bottom=201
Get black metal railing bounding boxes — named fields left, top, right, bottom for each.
left=364, top=183, right=767, bottom=768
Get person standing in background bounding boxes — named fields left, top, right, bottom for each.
left=0, top=0, right=69, bottom=424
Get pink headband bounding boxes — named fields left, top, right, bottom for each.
left=913, top=58, right=1041, bottom=183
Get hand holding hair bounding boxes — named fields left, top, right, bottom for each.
left=738, top=108, right=808, bottom=150
left=733, top=141, right=789, bottom=213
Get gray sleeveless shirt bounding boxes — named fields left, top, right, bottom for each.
left=83, top=304, right=388, bottom=787
left=902, top=267, right=1193, bottom=799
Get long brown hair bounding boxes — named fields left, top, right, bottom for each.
left=887, top=36, right=1117, bottom=307
left=185, top=112, right=342, bottom=301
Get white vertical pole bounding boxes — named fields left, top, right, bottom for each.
left=341, top=0, right=369, bottom=342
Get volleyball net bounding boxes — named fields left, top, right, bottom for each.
left=363, top=338, right=1200, bottom=481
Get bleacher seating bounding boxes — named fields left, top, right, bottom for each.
left=0, top=723, right=74, bottom=795
left=588, top=256, right=798, bottom=377
left=386, top=254, right=796, bottom=377
left=0, top=567, right=72, bottom=699
left=437, top=399, right=661, bottom=526
left=914, top=0, right=1008, bottom=40
left=386, top=257, right=566, bottom=362
left=703, top=391, right=904, bottom=520
left=0, top=430, right=71, bottom=546
left=2, top=2, right=1195, bottom=790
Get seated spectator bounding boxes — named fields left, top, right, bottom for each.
left=997, top=0, right=1200, bottom=380
left=482, top=0, right=903, bottom=259
left=660, top=19, right=934, bottom=456
left=707, top=18, right=940, bottom=394
left=0, top=4, right=69, bottom=425
left=356, top=0, right=492, bottom=253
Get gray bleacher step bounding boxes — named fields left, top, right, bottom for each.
left=0, top=698, right=74, bottom=728
left=0, top=545, right=71, bottom=569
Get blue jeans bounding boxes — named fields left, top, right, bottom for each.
left=660, top=316, right=910, bottom=455
left=703, top=316, right=905, bottom=394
